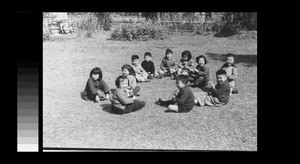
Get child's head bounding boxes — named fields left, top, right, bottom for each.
left=216, top=69, right=227, bottom=84
left=165, top=49, right=173, bottom=59
left=90, top=67, right=103, bottom=81
left=131, top=55, right=140, bottom=66
left=196, top=55, right=207, bottom=66
left=176, top=75, right=189, bottom=89
left=225, top=53, right=235, bottom=66
left=115, top=75, right=129, bottom=89
left=181, top=50, right=192, bottom=61
left=144, top=52, right=152, bottom=62
left=121, top=64, right=135, bottom=77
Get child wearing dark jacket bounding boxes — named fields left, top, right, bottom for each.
left=81, top=67, right=110, bottom=103
left=110, top=75, right=146, bottom=114
left=141, top=52, right=155, bottom=79
left=194, top=69, right=230, bottom=107
left=189, top=55, right=211, bottom=87
left=155, top=75, right=195, bottom=113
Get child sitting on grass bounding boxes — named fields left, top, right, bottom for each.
left=110, top=75, right=146, bottom=114
left=220, top=53, right=238, bottom=95
left=81, top=67, right=110, bottom=103
left=194, top=69, right=230, bottom=107
left=158, top=48, right=178, bottom=79
left=141, top=52, right=156, bottom=79
left=177, top=50, right=194, bottom=76
left=189, top=55, right=211, bottom=88
left=121, top=64, right=140, bottom=97
left=155, top=75, right=195, bottom=113
left=131, top=55, right=150, bottom=82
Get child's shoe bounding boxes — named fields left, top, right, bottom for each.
left=155, top=98, right=163, bottom=105
left=188, top=82, right=197, bottom=87
left=100, top=96, right=108, bottom=101
left=170, top=73, right=177, bottom=80
left=164, top=72, right=171, bottom=77
left=232, top=88, right=239, bottom=94
left=154, top=74, right=163, bottom=79
left=148, top=74, right=154, bottom=79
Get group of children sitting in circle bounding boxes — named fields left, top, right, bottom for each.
left=81, top=49, right=238, bottom=114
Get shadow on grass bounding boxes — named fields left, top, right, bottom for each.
left=100, top=103, right=143, bottom=115
left=99, top=103, right=115, bottom=114
left=205, top=52, right=257, bottom=67
left=164, top=109, right=177, bottom=113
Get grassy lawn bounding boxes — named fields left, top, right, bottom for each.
left=43, top=31, right=257, bottom=150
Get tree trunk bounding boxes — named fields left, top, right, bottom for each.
left=157, top=12, right=161, bottom=24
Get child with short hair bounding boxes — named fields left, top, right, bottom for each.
left=141, top=52, right=155, bottom=79
left=131, top=55, right=150, bottom=82
left=220, top=53, right=238, bottom=95
left=81, top=67, right=110, bottom=103
left=158, top=49, right=178, bottom=79
left=194, top=69, right=231, bottom=107
left=177, top=50, right=194, bottom=76
left=189, top=55, right=211, bottom=88
left=155, top=75, right=195, bottom=113
left=110, top=75, right=146, bottom=114
left=121, top=64, right=140, bottom=97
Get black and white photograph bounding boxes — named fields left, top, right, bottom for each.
left=43, top=12, right=257, bottom=151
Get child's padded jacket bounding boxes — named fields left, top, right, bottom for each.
left=160, top=57, right=178, bottom=71
left=111, top=88, right=134, bottom=110
left=176, top=86, right=195, bottom=112
left=84, top=77, right=110, bottom=96
left=211, top=80, right=230, bottom=104
left=221, top=63, right=237, bottom=82
left=195, top=65, right=210, bottom=81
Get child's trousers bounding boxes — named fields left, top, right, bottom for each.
left=133, top=86, right=140, bottom=95
left=193, top=76, right=209, bottom=87
left=122, top=100, right=146, bottom=114
left=228, top=80, right=235, bottom=95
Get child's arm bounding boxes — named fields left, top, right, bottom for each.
left=141, top=61, right=146, bottom=71
left=115, top=89, right=134, bottom=105
left=171, top=58, right=179, bottom=70
left=178, top=60, right=184, bottom=68
left=176, top=88, right=188, bottom=106
left=87, top=78, right=99, bottom=96
left=151, top=61, right=155, bottom=75
left=196, top=66, right=209, bottom=76
left=128, top=75, right=137, bottom=88
left=140, top=64, right=147, bottom=74
left=187, top=60, right=194, bottom=70
left=99, top=79, right=110, bottom=94
left=95, top=95, right=101, bottom=102
left=212, top=84, right=230, bottom=102
left=228, top=67, right=237, bottom=80
left=160, top=59, right=167, bottom=72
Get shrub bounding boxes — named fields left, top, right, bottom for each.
left=214, top=24, right=240, bottom=37
left=228, top=30, right=257, bottom=40
left=109, top=21, right=169, bottom=41
left=193, top=21, right=223, bottom=36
